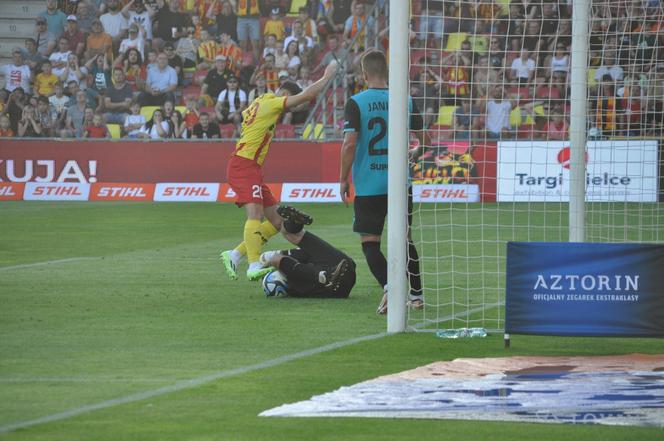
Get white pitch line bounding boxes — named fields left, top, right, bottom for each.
left=0, top=257, right=100, bottom=272
left=0, top=304, right=497, bottom=434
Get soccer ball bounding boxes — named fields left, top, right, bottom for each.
left=262, top=270, right=289, bottom=297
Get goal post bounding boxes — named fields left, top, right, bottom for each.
left=569, top=0, right=590, bottom=242
left=387, top=0, right=410, bottom=333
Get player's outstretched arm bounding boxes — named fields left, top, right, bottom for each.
left=285, top=61, right=339, bottom=110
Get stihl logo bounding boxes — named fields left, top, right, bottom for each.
left=420, top=188, right=468, bottom=198
left=34, top=186, right=83, bottom=196
left=289, top=188, right=336, bottom=198
left=0, top=186, right=17, bottom=196
left=164, top=186, right=211, bottom=197
left=98, top=186, right=147, bottom=198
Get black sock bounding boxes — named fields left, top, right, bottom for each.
left=408, top=241, right=422, bottom=296
left=283, top=219, right=303, bottom=234
left=362, top=241, right=387, bottom=288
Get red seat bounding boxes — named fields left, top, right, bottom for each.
left=219, top=124, right=235, bottom=138
left=275, top=124, right=295, bottom=138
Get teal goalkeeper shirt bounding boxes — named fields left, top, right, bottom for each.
left=343, top=88, right=423, bottom=196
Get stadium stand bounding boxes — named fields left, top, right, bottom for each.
left=1, top=1, right=663, bottom=141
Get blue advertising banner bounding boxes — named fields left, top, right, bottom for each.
left=506, top=242, right=664, bottom=337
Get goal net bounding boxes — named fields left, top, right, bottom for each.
left=405, top=0, right=664, bottom=332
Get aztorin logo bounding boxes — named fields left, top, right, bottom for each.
left=556, top=147, right=588, bottom=170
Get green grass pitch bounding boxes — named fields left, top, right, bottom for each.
left=0, top=202, right=662, bottom=440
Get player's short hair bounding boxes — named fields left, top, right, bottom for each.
left=280, top=81, right=302, bottom=96
left=361, top=50, right=388, bottom=81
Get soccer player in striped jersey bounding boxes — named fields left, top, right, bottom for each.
left=340, top=50, right=426, bottom=314
left=220, top=60, right=339, bottom=281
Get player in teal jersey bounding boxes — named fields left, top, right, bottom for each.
left=339, top=49, right=426, bottom=314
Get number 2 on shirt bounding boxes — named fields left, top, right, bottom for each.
left=367, top=117, right=387, bottom=156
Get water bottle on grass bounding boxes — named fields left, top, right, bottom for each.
left=436, top=328, right=487, bottom=339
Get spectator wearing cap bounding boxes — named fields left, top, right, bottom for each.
left=63, top=15, right=86, bottom=58
left=163, top=42, right=184, bottom=86
left=0, top=49, right=33, bottom=94
left=214, top=74, right=246, bottom=137
left=21, top=39, right=48, bottom=74
left=39, top=0, right=67, bottom=40
left=123, top=0, right=157, bottom=42
left=263, top=8, right=286, bottom=41
left=138, top=52, right=178, bottom=106
left=277, top=69, right=290, bottom=87
left=100, top=0, right=129, bottom=48
left=86, top=19, right=114, bottom=61
left=119, top=24, right=146, bottom=60
left=76, top=1, right=98, bottom=33
left=104, top=68, right=134, bottom=124
left=217, top=31, right=243, bottom=75
left=34, top=17, right=57, bottom=57
left=200, top=54, right=232, bottom=107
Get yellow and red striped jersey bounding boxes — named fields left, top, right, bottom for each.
left=234, top=93, right=287, bottom=166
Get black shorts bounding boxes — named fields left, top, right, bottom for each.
left=353, top=188, right=414, bottom=236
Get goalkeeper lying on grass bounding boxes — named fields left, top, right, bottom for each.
left=258, top=205, right=356, bottom=298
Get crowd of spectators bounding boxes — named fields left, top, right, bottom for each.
left=409, top=0, right=664, bottom=140
left=0, top=0, right=663, bottom=140
left=0, top=0, right=364, bottom=139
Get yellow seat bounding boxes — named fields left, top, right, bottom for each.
left=302, top=123, right=325, bottom=140
left=140, top=106, right=160, bottom=121
left=289, top=0, right=307, bottom=15
left=534, top=104, right=546, bottom=116
left=509, top=107, right=534, bottom=128
left=496, top=0, right=511, bottom=15
left=175, top=106, right=187, bottom=115
left=588, top=68, right=597, bottom=88
left=436, top=105, right=457, bottom=126
left=445, top=32, right=467, bottom=52
left=107, top=123, right=121, bottom=139
left=468, top=35, right=488, bottom=54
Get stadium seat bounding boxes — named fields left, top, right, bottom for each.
left=219, top=124, right=235, bottom=138
left=183, top=85, right=201, bottom=99
left=107, top=124, right=121, bottom=139
left=302, top=123, right=325, bottom=140
left=436, top=105, right=457, bottom=126
left=288, top=0, right=307, bottom=16
left=445, top=33, right=468, bottom=52
left=140, top=106, right=160, bottom=121
left=588, top=68, right=597, bottom=88
left=468, top=35, right=488, bottom=54
left=509, top=107, right=534, bottom=128
left=275, top=124, right=295, bottom=138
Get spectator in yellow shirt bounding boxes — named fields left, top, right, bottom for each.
left=263, top=8, right=285, bottom=41
left=35, top=61, right=59, bottom=96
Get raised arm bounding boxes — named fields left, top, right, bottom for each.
left=284, top=61, right=338, bottom=110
